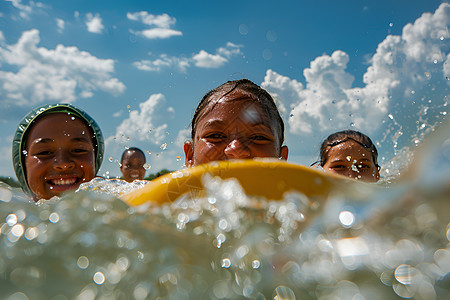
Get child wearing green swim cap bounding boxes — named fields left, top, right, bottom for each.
left=12, top=104, right=104, bottom=201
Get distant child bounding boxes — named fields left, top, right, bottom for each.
left=12, top=104, right=104, bottom=201
left=314, top=130, right=380, bottom=182
left=120, top=147, right=146, bottom=182
left=184, top=79, right=288, bottom=167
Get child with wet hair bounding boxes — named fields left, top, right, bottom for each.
left=184, top=79, right=288, bottom=167
left=12, top=104, right=104, bottom=201
left=313, top=130, right=380, bottom=182
left=120, top=147, right=146, bottom=182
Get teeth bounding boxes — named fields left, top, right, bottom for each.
left=51, top=178, right=77, bottom=185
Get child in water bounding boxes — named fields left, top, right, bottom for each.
left=12, top=104, right=104, bottom=201
left=184, top=79, right=288, bottom=167
left=120, top=147, right=146, bottom=182
left=314, top=130, right=380, bottom=182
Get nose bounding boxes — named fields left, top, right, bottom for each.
left=53, top=152, right=75, bottom=171
left=224, top=138, right=251, bottom=159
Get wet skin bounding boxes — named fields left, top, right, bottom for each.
left=25, top=113, right=96, bottom=200
left=184, top=91, right=288, bottom=167
left=322, top=140, right=380, bottom=182
left=121, top=150, right=146, bottom=182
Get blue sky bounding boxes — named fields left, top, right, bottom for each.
left=0, top=0, right=448, bottom=178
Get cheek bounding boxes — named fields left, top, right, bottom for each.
left=79, top=155, right=96, bottom=179
left=194, top=141, right=224, bottom=163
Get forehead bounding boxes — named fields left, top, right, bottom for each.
left=26, top=113, right=91, bottom=142
left=200, top=94, right=270, bottom=125
left=122, top=150, right=145, bottom=161
left=327, top=140, right=373, bottom=160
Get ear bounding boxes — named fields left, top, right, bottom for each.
left=184, top=141, right=194, bottom=168
left=280, top=145, right=289, bottom=160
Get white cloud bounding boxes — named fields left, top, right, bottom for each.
left=262, top=3, right=449, bottom=141
left=56, top=18, right=65, bottom=33
left=134, top=28, right=182, bottom=39
left=127, top=11, right=182, bottom=39
left=86, top=13, right=104, bottom=34
left=6, top=0, right=44, bottom=19
left=134, top=42, right=243, bottom=72
left=193, top=50, right=228, bottom=68
left=0, top=29, right=125, bottom=107
left=111, top=93, right=170, bottom=145
left=133, top=54, right=189, bottom=72
left=175, top=128, right=190, bottom=148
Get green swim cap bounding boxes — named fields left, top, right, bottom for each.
left=12, top=103, right=104, bottom=197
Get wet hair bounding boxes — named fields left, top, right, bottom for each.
left=121, top=147, right=146, bottom=163
left=191, top=79, right=285, bottom=147
left=315, top=130, right=379, bottom=167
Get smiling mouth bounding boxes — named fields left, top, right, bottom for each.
left=46, top=177, right=81, bottom=192
left=50, top=178, right=78, bottom=185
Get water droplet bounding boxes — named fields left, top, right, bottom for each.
left=11, top=224, right=24, bottom=237
left=331, top=100, right=336, bottom=104
left=252, top=260, right=261, bottom=269
left=176, top=156, right=181, bottom=161
left=221, top=258, right=231, bottom=268
left=147, top=151, right=152, bottom=155
left=346, top=156, right=351, bottom=161
left=239, top=24, right=249, bottom=35
left=160, top=143, right=167, bottom=150
left=388, top=114, right=394, bottom=120
left=289, top=114, right=294, bottom=117
left=433, top=59, right=438, bottom=64
left=93, top=271, right=105, bottom=285
left=440, top=36, right=444, bottom=41
left=49, top=212, right=60, bottom=224
left=71, top=117, right=75, bottom=120
left=273, top=286, right=296, bottom=300
left=22, top=150, right=28, bottom=155
left=389, top=22, right=393, bottom=27
left=109, top=157, right=113, bottom=162
left=411, top=90, right=415, bottom=94
left=143, top=163, right=151, bottom=170
left=77, top=256, right=89, bottom=270
left=339, top=211, right=355, bottom=227
left=350, top=122, right=355, bottom=127
left=425, top=72, right=430, bottom=77
left=6, top=214, right=18, bottom=226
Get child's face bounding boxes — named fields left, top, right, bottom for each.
left=184, top=91, right=288, bottom=167
left=24, top=113, right=96, bottom=200
left=120, top=151, right=146, bottom=182
left=322, top=140, right=380, bottom=182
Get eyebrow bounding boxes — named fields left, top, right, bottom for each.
left=201, top=119, right=271, bottom=130
left=31, top=137, right=92, bottom=145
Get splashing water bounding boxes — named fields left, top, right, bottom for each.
left=0, top=124, right=449, bottom=299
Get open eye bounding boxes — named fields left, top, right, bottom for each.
left=34, top=150, right=54, bottom=157
left=357, top=163, right=371, bottom=171
left=204, top=132, right=226, bottom=141
left=250, top=134, right=271, bottom=143
left=72, top=148, right=89, bottom=154
left=329, top=164, right=347, bottom=172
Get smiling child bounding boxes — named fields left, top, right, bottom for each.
left=12, top=104, right=104, bottom=201
left=314, top=130, right=380, bottom=182
left=120, top=147, right=146, bottom=182
left=184, top=79, right=288, bottom=167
